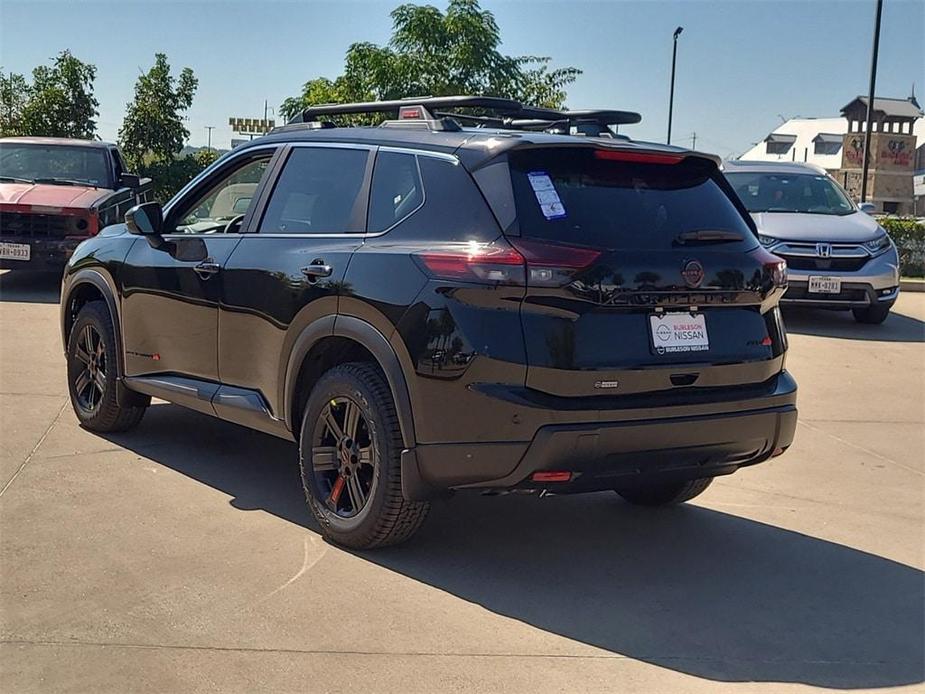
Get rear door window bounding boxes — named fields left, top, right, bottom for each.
left=509, top=148, right=755, bottom=251
left=260, top=147, right=369, bottom=234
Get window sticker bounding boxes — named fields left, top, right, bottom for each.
left=527, top=171, right=567, bottom=220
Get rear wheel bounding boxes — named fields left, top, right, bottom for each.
left=615, top=477, right=713, bottom=506
left=67, top=301, right=149, bottom=432
left=852, top=304, right=891, bottom=324
left=298, top=362, right=429, bottom=549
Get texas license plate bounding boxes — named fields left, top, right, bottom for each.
left=649, top=312, right=709, bottom=355
left=808, top=276, right=841, bottom=294
left=0, top=242, right=30, bottom=261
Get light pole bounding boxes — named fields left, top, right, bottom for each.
left=205, top=126, right=215, bottom=151
left=860, top=0, right=883, bottom=203
left=667, top=26, right=683, bottom=145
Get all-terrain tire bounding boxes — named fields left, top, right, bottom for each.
left=615, top=477, right=714, bottom=506
left=298, top=362, right=429, bottom=549
left=66, top=301, right=149, bottom=432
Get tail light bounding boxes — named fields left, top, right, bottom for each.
left=508, top=237, right=600, bottom=287
left=413, top=238, right=600, bottom=287
left=414, top=241, right=525, bottom=285
left=751, top=246, right=787, bottom=288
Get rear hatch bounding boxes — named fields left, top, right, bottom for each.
left=503, top=146, right=787, bottom=399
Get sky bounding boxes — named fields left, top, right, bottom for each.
left=1, top=0, right=923, bottom=156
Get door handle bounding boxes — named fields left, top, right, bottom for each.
left=194, top=259, right=221, bottom=280
left=301, top=260, right=333, bottom=280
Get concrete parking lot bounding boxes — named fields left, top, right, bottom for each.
left=0, top=269, right=922, bottom=693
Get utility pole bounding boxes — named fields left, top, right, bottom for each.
left=667, top=26, right=683, bottom=145
left=690, top=132, right=697, bottom=150
left=861, top=0, right=883, bottom=203
left=205, top=126, right=214, bottom=150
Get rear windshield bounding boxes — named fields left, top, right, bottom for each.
left=509, top=148, right=756, bottom=251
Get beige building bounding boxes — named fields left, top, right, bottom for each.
left=740, top=95, right=924, bottom=215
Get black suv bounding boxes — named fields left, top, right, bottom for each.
left=60, top=96, right=797, bottom=548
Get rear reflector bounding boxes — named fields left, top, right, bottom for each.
left=532, top=471, right=572, bottom=483
left=594, top=149, right=684, bottom=165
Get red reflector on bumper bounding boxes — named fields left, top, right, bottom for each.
left=532, top=471, right=572, bottom=483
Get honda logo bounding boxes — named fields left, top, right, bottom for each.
left=816, top=243, right=832, bottom=258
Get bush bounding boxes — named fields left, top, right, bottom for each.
left=881, top=217, right=925, bottom=278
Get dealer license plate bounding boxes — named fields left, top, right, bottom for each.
left=0, top=242, right=30, bottom=261
left=649, top=312, right=709, bottom=355
left=808, top=276, right=841, bottom=294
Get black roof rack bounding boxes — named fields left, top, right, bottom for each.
left=291, top=95, right=523, bottom=124
left=289, top=95, right=642, bottom=136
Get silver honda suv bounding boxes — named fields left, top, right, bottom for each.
left=724, top=160, right=899, bottom=324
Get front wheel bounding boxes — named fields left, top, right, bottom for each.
left=67, top=301, right=149, bottom=432
left=615, top=477, right=714, bottom=506
left=852, top=304, right=891, bottom=324
left=298, top=362, right=429, bottom=549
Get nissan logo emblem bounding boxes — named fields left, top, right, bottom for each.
left=681, top=260, right=705, bottom=288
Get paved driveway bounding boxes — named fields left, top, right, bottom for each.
left=1, top=269, right=923, bottom=693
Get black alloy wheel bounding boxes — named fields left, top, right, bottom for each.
left=311, top=396, right=376, bottom=517
left=72, top=323, right=108, bottom=413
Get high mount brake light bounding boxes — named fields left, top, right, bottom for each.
left=414, top=239, right=600, bottom=287
left=593, top=150, right=684, bottom=165
left=399, top=106, right=424, bottom=120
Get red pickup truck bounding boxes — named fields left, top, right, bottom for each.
left=0, top=137, right=152, bottom=270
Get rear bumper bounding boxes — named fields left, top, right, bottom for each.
left=403, top=371, right=798, bottom=499
left=0, top=236, right=83, bottom=271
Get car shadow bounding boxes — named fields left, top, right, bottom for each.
left=97, top=402, right=925, bottom=689
left=783, top=305, right=925, bottom=343
left=0, top=270, right=62, bottom=304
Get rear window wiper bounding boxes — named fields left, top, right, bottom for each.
left=674, top=229, right=745, bottom=245
left=0, top=175, right=35, bottom=183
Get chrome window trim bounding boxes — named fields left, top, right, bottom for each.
left=378, top=145, right=459, bottom=164
left=189, top=141, right=459, bottom=239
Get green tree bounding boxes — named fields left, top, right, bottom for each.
left=119, top=53, right=198, bottom=168
left=0, top=70, right=30, bottom=136
left=19, top=51, right=98, bottom=138
left=280, top=0, right=580, bottom=122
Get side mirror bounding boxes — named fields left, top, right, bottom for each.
left=125, top=202, right=164, bottom=236
left=858, top=202, right=877, bottom=215
left=120, top=172, right=141, bottom=190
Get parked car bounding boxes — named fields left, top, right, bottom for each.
left=723, top=160, right=900, bottom=324
left=60, top=96, right=797, bottom=549
left=0, top=137, right=151, bottom=270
